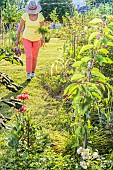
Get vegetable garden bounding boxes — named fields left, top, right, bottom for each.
left=0, top=1, right=113, bottom=170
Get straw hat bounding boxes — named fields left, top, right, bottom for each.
left=25, top=0, right=42, bottom=14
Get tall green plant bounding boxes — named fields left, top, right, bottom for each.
left=49, top=7, right=59, bottom=23
left=0, top=92, right=51, bottom=169
left=64, top=17, right=113, bottom=149
left=2, top=0, right=24, bottom=29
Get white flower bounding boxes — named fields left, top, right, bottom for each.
left=84, top=26, right=88, bottom=31
left=85, top=148, right=90, bottom=153
left=77, top=147, right=83, bottom=154
left=80, top=161, right=88, bottom=169
left=93, top=152, right=99, bottom=159
left=81, top=151, right=90, bottom=160
left=81, top=148, right=91, bottom=160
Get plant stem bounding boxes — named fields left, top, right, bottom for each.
left=83, top=114, right=87, bottom=149
left=27, top=117, right=30, bottom=151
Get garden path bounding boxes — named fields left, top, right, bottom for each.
left=0, top=38, right=68, bottom=152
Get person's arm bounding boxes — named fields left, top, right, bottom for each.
left=15, top=19, right=25, bottom=46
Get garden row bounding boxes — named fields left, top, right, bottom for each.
left=0, top=3, right=113, bottom=170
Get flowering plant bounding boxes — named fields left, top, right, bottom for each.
left=16, top=91, right=29, bottom=113
left=6, top=92, right=29, bottom=151
left=77, top=147, right=99, bottom=169
left=17, top=91, right=29, bottom=101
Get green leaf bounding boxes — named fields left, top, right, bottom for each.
left=13, top=56, right=23, bottom=66
left=106, top=83, right=111, bottom=101
left=95, top=87, right=102, bottom=96
left=72, top=57, right=90, bottom=68
left=107, top=41, right=113, bottom=47
left=98, top=77, right=107, bottom=83
left=94, top=39, right=101, bottom=48
left=107, top=34, right=113, bottom=40
left=101, top=37, right=108, bottom=45
left=64, top=83, right=77, bottom=95
left=103, top=57, right=113, bottom=64
left=88, top=119, right=93, bottom=128
left=92, top=91, right=101, bottom=100
left=81, top=102, right=90, bottom=114
left=99, top=48, right=109, bottom=55
left=89, top=18, right=102, bottom=24
left=75, top=126, right=81, bottom=134
left=72, top=61, right=82, bottom=67
left=82, top=85, right=93, bottom=98
left=0, top=53, right=6, bottom=61
left=86, top=96, right=92, bottom=103
left=5, top=56, right=12, bottom=62
left=81, top=57, right=90, bottom=62
left=108, top=87, right=110, bottom=101
left=37, top=26, right=48, bottom=34
left=72, top=88, right=80, bottom=98
left=71, top=73, right=84, bottom=81
left=107, top=25, right=113, bottom=34
left=65, top=84, right=78, bottom=95
left=100, top=83, right=105, bottom=91
left=104, top=27, right=110, bottom=35
left=81, top=85, right=88, bottom=93
left=88, top=32, right=99, bottom=42
left=92, top=68, right=105, bottom=79
left=94, top=55, right=104, bottom=66
left=108, top=84, right=113, bottom=92
left=79, top=44, right=94, bottom=54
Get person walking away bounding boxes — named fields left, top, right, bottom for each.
left=15, top=0, right=45, bottom=80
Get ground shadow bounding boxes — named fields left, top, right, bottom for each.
left=20, top=79, right=31, bottom=89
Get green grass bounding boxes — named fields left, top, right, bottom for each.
left=0, top=38, right=69, bottom=152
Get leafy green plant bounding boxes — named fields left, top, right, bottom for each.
left=36, top=26, right=51, bottom=42
left=8, top=31, right=17, bottom=43
left=2, top=0, right=24, bottom=26
left=0, top=47, right=23, bottom=66
left=64, top=17, right=113, bottom=152
left=38, top=26, right=48, bottom=35
left=90, top=128, right=113, bottom=154
left=0, top=91, right=77, bottom=170
left=49, top=7, right=59, bottom=24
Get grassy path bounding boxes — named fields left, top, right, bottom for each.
left=0, top=38, right=69, bottom=152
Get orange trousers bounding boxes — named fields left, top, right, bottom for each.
left=22, top=38, right=40, bottom=73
